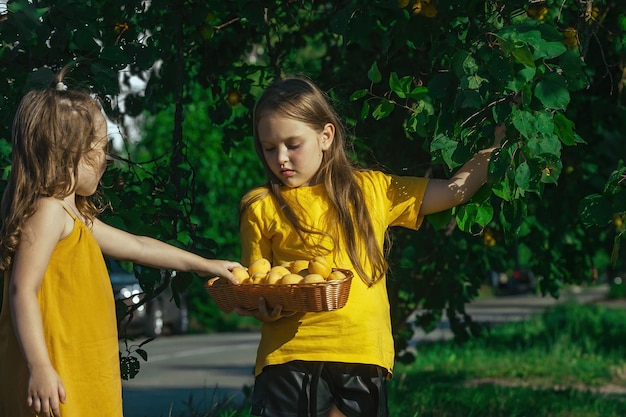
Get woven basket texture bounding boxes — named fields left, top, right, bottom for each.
left=205, top=269, right=353, bottom=313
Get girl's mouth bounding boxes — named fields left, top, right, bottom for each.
left=280, top=168, right=295, bottom=177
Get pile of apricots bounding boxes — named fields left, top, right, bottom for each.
left=227, top=257, right=346, bottom=285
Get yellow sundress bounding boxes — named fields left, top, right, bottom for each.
left=0, top=204, right=123, bottom=417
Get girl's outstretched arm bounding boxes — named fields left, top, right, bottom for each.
left=92, top=219, right=243, bottom=283
left=419, top=124, right=506, bottom=216
left=10, top=198, right=69, bottom=416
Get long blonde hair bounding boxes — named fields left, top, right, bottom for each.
left=242, top=77, right=389, bottom=286
left=0, top=67, right=105, bottom=270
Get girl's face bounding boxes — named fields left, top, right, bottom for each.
left=76, top=113, right=109, bottom=196
left=257, top=115, right=334, bottom=188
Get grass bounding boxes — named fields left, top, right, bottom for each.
left=388, top=301, right=626, bottom=417
left=167, top=301, right=626, bottom=417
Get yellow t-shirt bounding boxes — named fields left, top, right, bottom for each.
left=240, top=170, right=429, bottom=376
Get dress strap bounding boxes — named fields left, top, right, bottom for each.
left=59, top=200, right=79, bottom=221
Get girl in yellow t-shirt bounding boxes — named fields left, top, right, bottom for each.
left=0, top=67, right=242, bottom=417
left=237, top=76, right=505, bottom=417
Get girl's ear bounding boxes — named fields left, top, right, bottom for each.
left=321, top=123, right=335, bottom=151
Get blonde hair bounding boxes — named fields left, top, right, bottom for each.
left=0, top=67, right=105, bottom=270
left=242, top=76, right=389, bottom=286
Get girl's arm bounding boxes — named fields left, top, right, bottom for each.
left=91, top=219, right=242, bottom=283
left=420, top=124, right=505, bottom=216
left=10, top=198, right=69, bottom=416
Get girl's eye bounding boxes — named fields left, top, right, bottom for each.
left=287, top=144, right=300, bottom=150
left=263, top=147, right=276, bottom=152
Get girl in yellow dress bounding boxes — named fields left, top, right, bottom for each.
left=0, top=68, right=242, bottom=417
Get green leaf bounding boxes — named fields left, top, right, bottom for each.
left=360, top=100, right=370, bottom=119
left=368, top=62, right=382, bottom=84
left=100, top=46, right=131, bottom=70
left=350, top=89, right=368, bottom=101
left=135, top=348, right=148, bottom=361
left=579, top=194, right=613, bottom=227
left=451, top=50, right=478, bottom=77
left=535, top=72, right=570, bottom=110
left=512, top=109, right=562, bottom=157
left=492, top=178, right=513, bottom=201
left=426, top=209, right=452, bottom=231
left=91, top=63, right=121, bottom=95
left=511, top=46, right=535, bottom=68
left=515, top=161, right=532, bottom=190
left=506, top=67, right=536, bottom=92
left=73, top=27, right=100, bottom=51
left=413, top=98, right=435, bottom=116
left=489, top=147, right=510, bottom=180
left=538, top=153, right=563, bottom=184
left=372, top=100, right=394, bottom=120
left=553, top=113, right=584, bottom=146
left=533, top=40, right=567, bottom=60
left=389, top=72, right=413, bottom=99
left=461, top=74, right=488, bottom=90
left=456, top=203, right=494, bottom=232
left=406, top=86, right=429, bottom=100
left=500, top=199, right=527, bottom=236
left=559, top=51, right=589, bottom=92
left=605, top=162, right=626, bottom=195
left=430, top=134, right=458, bottom=168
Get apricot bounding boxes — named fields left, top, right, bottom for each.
left=290, top=260, right=309, bottom=274
left=308, top=256, right=332, bottom=279
left=327, top=270, right=347, bottom=281
left=304, top=273, right=326, bottom=284
left=231, top=266, right=250, bottom=282
left=281, top=273, right=304, bottom=285
left=249, top=258, right=271, bottom=275
left=250, top=272, right=267, bottom=284
left=266, top=266, right=290, bottom=285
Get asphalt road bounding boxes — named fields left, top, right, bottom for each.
left=121, top=284, right=611, bottom=417
left=121, top=332, right=259, bottom=417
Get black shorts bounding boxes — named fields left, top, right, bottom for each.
left=251, top=360, right=389, bottom=417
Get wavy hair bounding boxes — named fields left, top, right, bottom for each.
left=241, top=77, right=389, bottom=286
left=0, top=67, right=105, bottom=270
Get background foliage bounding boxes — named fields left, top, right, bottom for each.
left=1, top=0, right=625, bottom=368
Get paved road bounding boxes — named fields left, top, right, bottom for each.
left=121, top=284, right=611, bottom=417
left=121, top=332, right=259, bottom=417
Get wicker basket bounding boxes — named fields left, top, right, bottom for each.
left=205, top=269, right=353, bottom=313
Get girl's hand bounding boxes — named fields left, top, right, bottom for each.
left=195, top=260, right=244, bottom=284
left=234, top=297, right=297, bottom=322
left=27, top=365, right=66, bottom=417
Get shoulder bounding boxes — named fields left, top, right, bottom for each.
left=354, top=169, right=387, bottom=184
left=355, top=170, right=430, bottom=202
left=24, top=197, right=71, bottom=239
left=353, top=169, right=393, bottom=193
left=242, top=185, right=270, bottom=201
left=240, top=186, right=272, bottom=211
left=33, top=197, right=68, bottom=218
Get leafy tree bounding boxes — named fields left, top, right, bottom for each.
left=1, top=0, right=624, bottom=374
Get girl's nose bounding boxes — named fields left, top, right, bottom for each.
left=277, top=147, right=288, bottom=165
